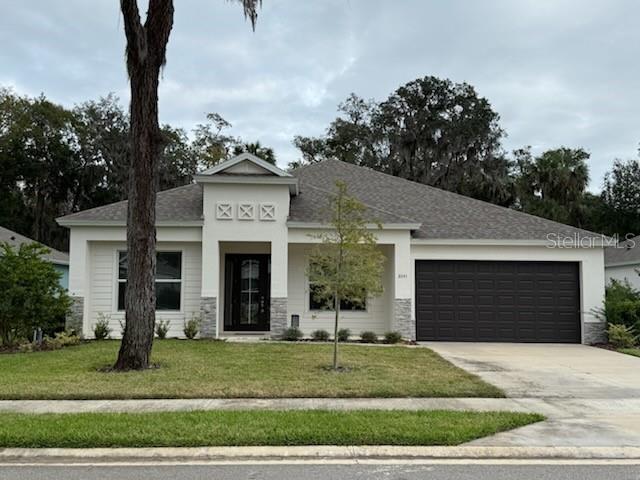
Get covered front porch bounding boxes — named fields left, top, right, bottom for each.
left=201, top=236, right=414, bottom=340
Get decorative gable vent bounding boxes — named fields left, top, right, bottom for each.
left=216, top=202, right=233, bottom=220
left=238, top=203, right=255, bottom=220
left=260, top=203, right=276, bottom=221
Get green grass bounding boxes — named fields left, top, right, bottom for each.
left=0, top=340, right=503, bottom=399
left=0, top=410, right=542, bottom=448
left=618, top=348, right=640, bottom=358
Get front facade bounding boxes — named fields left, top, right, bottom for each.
left=58, top=154, right=607, bottom=343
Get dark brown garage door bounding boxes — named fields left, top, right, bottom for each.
left=415, top=260, right=581, bottom=343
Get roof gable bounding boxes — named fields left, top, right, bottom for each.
left=200, top=153, right=292, bottom=177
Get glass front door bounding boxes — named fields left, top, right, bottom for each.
left=224, top=254, right=270, bottom=331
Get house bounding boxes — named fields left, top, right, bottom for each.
left=605, top=235, right=640, bottom=290
left=0, top=225, right=70, bottom=289
left=57, top=153, right=607, bottom=343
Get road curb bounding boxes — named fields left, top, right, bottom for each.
left=2, top=446, right=640, bottom=462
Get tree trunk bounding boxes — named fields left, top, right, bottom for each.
left=114, top=0, right=174, bottom=371
left=333, top=291, right=340, bottom=370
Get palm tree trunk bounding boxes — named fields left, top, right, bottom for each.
left=114, top=0, right=174, bottom=370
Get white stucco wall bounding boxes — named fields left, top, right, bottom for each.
left=287, top=243, right=393, bottom=337
left=410, top=242, right=606, bottom=343
left=606, top=264, right=640, bottom=290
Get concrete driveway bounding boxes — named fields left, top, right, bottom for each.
left=424, top=342, right=640, bottom=446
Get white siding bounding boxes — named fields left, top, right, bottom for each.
left=606, top=264, right=640, bottom=290
left=286, top=244, right=393, bottom=337
left=87, top=241, right=202, bottom=339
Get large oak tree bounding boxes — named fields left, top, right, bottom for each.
left=115, top=0, right=261, bottom=370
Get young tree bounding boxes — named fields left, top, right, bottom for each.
left=0, top=243, right=71, bottom=346
left=115, top=0, right=261, bottom=370
left=307, top=181, right=385, bottom=370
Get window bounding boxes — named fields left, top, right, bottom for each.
left=308, top=284, right=366, bottom=311
left=117, top=251, right=182, bottom=311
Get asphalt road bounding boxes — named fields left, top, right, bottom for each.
left=1, top=462, right=640, bottom=480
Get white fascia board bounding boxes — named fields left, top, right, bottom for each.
left=56, top=220, right=204, bottom=227
left=411, top=238, right=607, bottom=248
left=287, top=221, right=421, bottom=230
left=194, top=175, right=299, bottom=195
left=200, top=153, right=292, bottom=177
left=605, top=261, right=640, bottom=268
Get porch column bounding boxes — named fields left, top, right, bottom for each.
left=200, top=236, right=219, bottom=338
left=392, top=233, right=415, bottom=340
left=270, top=240, right=288, bottom=338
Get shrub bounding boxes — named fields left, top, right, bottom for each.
left=0, top=243, right=71, bottom=346
left=360, top=331, right=378, bottom=343
left=183, top=314, right=201, bottom=340
left=311, top=329, right=330, bottom=341
left=607, top=323, right=638, bottom=349
left=93, top=313, right=111, bottom=340
left=337, top=328, right=351, bottom=342
left=155, top=319, right=170, bottom=339
left=383, top=331, right=403, bottom=344
left=43, top=331, right=80, bottom=349
left=282, top=327, right=303, bottom=341
left=597, top=280, right=640, bottom=331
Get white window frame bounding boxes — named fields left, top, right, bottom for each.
left=306, top=259, right=368, bottom=313
left=114, top=249, right=185, bottom=313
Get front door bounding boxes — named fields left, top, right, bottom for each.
left=224, top=254, right=271, bottom=331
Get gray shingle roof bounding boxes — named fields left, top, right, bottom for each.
left=605, top=235, right=640, bottom=266
left=57, top=159, right=604, bottom=241
left=0, top=226, right=69, bottom=265
left=291, top=159, right=603, bottom=240
left=57, top=183, right=203, bottom=224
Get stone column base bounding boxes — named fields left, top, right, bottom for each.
left=270, top=297, right=288, bottom=338
left=66, top=296, right=84, bottom=337
left=200, top=297, right=217, bottom=338
left=393, top=298, right=415, bottom=340
left=583, top=321, right=606, bottom=345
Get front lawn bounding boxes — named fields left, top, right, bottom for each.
left=618, top=348, right=640, bottom=358
left=0, top=410, right=541, bottom=447
left=0, top=340, right=503, bottom=399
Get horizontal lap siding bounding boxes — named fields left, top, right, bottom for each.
left=416, top=260, right=580, bottom=343
left=287, top=244, right=392, bottom=336
left=88, top=242, right=202, bottom=339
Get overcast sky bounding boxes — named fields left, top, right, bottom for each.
left=1, top=0, right=638, bottom=190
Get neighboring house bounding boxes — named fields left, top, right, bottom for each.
left=57, top=153, right=607, bottom=343
left=605, top=235, right=640, bottom=290
left=0, top=225, right=70, bottom=289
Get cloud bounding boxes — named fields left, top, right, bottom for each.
left=1, top=0, right=638, bottom=189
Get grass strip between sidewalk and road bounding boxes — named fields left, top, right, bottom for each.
left=0, top=410, right=542, bottom=448
left=0, top=340, right=503, bottom=399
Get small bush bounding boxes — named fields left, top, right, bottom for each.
left=282, top=327, right=303, bottom=341
left=360, top=331, right=378, bottom=343
left=155, top=319, right=170, bottom=339
left=93, top=314, right=111, bottom=340
left=337, top=328, right=351, bottom=342
left=183, top=314, right=201, bottom=340
left=383, top=331, right=403, bottom=344
left=43, top=331, right=80, bottom=349
left=608, top=323, right=638, bottom=349
left=597, top=280, right=640, bottom=331
left=311, top=329, right=331, bottom=341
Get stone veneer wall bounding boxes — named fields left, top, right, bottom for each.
left=583, top=321, right=606, bottom=345
left=200, top=297, right=217, bottom=338
left=270, top=297, right=288, bottom=338
left=66, top=296, right=84, bottom=337
left=393, top=298, right=414, bottom=340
